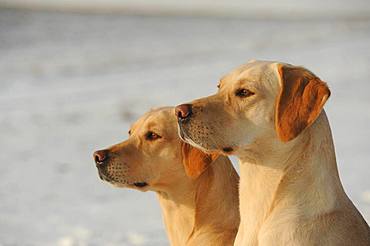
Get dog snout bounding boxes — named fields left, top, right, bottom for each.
left=175, top=104, right=192, bottom=121
left=94, top=149, right=109, bottom=167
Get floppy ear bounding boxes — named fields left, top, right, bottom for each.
left=181, top=143, right=218, bottom=179
left=275, top=64, right=331, bottom=142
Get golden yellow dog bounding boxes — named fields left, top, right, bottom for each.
left=176, top=60, right=370, bottom=245
left=93, top=107, right=240, bottom=246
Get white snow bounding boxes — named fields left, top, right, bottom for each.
left=1, top=0, right=370, bottom=19
left=0, top=7, right=369, bottom=245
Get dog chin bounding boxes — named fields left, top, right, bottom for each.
left=107, top=182, right=150, bottom=192
left=130, top=182, right=150, bottom=192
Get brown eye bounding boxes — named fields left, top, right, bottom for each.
left=235, top=88, right=255, bottom=98
left=217, top=83, right=221, bottom=89
left=128, top=130, right=132, bottom=135
left=145, top=131, right=161, bottom=141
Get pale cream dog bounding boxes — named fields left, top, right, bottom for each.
left=93, top=107, right=240, bottom=246
left=175, top=61, right=370, bottom=245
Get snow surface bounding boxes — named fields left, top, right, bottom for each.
left=0, top=8, right=369, bottom=245
left=1, top=0, right=370, bottom=19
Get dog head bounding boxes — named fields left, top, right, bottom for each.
left=176, top=60, right=330, bottom=155
left=94, top=107, right=218, bottom=191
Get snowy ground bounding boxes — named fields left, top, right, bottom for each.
left=0, top=8, right=369, bottom=246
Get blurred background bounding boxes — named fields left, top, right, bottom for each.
left=0, top=1, right=370, bottom=245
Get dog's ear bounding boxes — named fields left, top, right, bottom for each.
left=275, top=64, right=330, bottom=142
left=181, top=143, right=218, bottom=179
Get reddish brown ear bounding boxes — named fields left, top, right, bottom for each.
left=275, top=64, right=331, bottom=142
left=181, top=143, right=218, bottom=179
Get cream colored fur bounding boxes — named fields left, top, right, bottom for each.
left=158, top=155, right=239, bottom=246
left=95, top=107, right=240, bottom=246
left=176, top=61, right=370, bottom=245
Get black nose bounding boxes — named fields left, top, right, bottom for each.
left=175, top=104, right=192, bottom=121
left=93, top=149, right=109, bottom=166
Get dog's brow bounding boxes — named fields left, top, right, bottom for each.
left=238, top=78, right=258, bottom=86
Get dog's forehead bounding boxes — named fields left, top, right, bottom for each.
left=238, top=61, right=277, bottom=81
left=222, top=60, right=277, bottom=85
left=132, top=107, right=176, bottom=133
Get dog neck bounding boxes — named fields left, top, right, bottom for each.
left=156, top=156, right=239, bottom=245
left=236, top=111, right=348, bottom=244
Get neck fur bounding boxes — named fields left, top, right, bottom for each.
left=156, top=156, right=239, bottom=245
left=237, top=111, right=347, bottom=243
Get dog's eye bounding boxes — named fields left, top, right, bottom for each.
left=217, top=83, right=221, bottom=89
left=145, top=131, right=161, bottom=141
left=128, top=130, right=132, bottom=135
left=235, top=88, right=255, bottom=98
